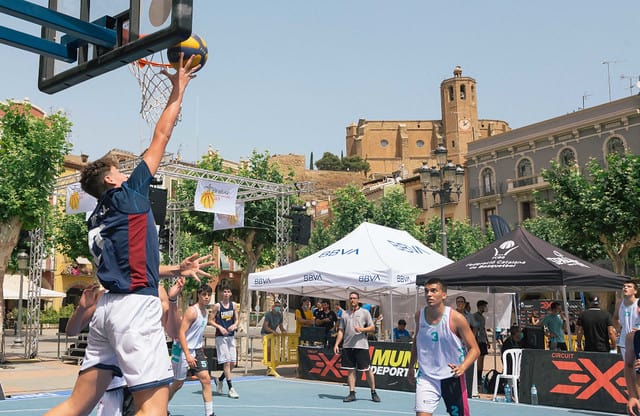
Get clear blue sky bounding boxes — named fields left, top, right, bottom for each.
left=1, top=1, right=639, bottom=165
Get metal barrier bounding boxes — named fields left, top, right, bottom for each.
left=262, top=333, right=299, bottom=376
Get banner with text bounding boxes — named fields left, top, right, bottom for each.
left=194, top=179, right=238, bottom=215
left=298, top=342, right=414, bottom=392
left=520, top=349, right=625, bottom=414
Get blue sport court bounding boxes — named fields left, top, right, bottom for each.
left=0, top=376, right=616, bottom=415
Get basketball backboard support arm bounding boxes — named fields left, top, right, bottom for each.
left=0, top=0, right=193, bottom=94
left=0, top=0, right=116, bottom=61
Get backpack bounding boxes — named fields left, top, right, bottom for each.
left=483, top=369, right=504, bottom=394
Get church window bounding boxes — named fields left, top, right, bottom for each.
left=460, top=84, right=466, bottom=100
left=416, top=140, right=425, bottom=148
left=380, top=139, right=389, bottom=148
left=448, top=86, right=454, bottom=101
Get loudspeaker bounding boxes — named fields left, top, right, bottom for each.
left=524, top=326, right=545, bottom=349
left=149, top=187, right=167, bottom=227
left=58, top=317, right=69, bottom=333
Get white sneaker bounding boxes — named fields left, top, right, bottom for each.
left=215, top=379, right=223, bottom=395
left=228, top=387, right=239, bottom=399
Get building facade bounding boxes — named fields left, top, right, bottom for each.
left=466, top=95, right=640, bottom=229
left=346, top=66, right=510, bottom=224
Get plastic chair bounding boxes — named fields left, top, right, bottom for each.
left=492, top=348, right=523, bottom=403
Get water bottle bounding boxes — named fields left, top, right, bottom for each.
left=504, top=383, right=512, bottom=403
left=531, top=384, right=538, bottom=405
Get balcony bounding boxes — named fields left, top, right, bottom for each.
left=506, top=175, right=548, bottom=194
left=468, top=182, right=506, bottom=203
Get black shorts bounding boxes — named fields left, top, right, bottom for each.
left=189, top=347, right=209, bottom=374
left=478, top=342, right=489, bottom=356
left=340, top=348, right=371, bottom=371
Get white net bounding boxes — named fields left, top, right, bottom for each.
left=129, top=52, right=177, bottom=126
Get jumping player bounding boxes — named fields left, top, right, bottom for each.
left=46, top=53, right=199, bottom=416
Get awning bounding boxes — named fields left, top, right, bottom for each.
left=3, top=274, right=66, bottom=300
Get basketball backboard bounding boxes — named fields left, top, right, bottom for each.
left=0, top=0, right=192, bottom=93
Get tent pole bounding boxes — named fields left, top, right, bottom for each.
left=492, top=290, right=497, bottom=382
left=561, top=286, right=573, bottom=350
left=390, top=291, right=394, bottom=342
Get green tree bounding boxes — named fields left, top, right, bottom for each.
left=422, top=217, right=493, bottom=261
left=315, top=152, right=342, bottom=171
left=327, top=184, right=375, bottom=240
left=52, top=208, right=92, bottom=262
left=0, top=101, right=71, bottom=333
left=538, top=154, right=640, bottom=273
left=341, top=155, right=370, bottom=173
left=371, top=188, right=422, bottom=238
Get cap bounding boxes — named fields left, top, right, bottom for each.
left=588, top=296, right=600, bottom=306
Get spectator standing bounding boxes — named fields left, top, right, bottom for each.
left=314, top=299, right=338, bottom=346
left=576, top=296, right=617, bottom=352
left=408, top=278, right=479, bottom=416
left=468, top=300, right=489, bottom=382
left=455, top=296, right=470, bottom=320
left=333, top=291, right=381, bottom=403
left=295, top=296, right=315, bottom=334
left=541, top=302, right=567, bottom=350
left=615, top=281, right=639, bottom=356
left=261, top=300, right=286, bottom=335
left=212, top=282, right=239, bottom=399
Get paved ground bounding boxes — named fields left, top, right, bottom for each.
left=0, top=327, right=282, bottom=397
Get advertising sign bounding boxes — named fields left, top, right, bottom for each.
left=520, top=349, right=625, bottom=414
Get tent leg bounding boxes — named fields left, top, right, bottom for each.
left=561, top=286, right=573, bottom=350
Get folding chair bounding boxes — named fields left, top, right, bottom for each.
left=492, top=348, right=523, bottom=403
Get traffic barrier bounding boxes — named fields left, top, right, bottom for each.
left=262, top=333, right=299, bottom=376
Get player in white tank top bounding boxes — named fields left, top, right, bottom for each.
left=616, top=282, right=639, bottom=356
left=408, top=278, right=480, bottom=416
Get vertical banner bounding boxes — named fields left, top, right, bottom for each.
left=214, top=202, right=245, bottom=231
left=65, top=183, right=97, bottom=214
left=193, top=179, right=238, bottom=215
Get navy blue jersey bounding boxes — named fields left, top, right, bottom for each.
left=215, top=302, right=236, bottom=337
left=87, top=161, right=160, bottom=296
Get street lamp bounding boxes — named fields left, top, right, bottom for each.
left=418, top=144, right=465, bottom=258
left=14, top=249, right=29, bottom=345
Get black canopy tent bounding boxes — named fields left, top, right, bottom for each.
left=416, top=227, right=629, bottom=349
left=416, top=227, right=628, bottom=291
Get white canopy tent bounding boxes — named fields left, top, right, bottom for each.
left=3, top=274, right=67, bottom=300
left=248, top=222, right=454, bottom=336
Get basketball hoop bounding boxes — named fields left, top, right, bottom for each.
left=129, top=51, right=180, bottom=126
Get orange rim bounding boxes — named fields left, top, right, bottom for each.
left=136, top=57, right=172, bottom=69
